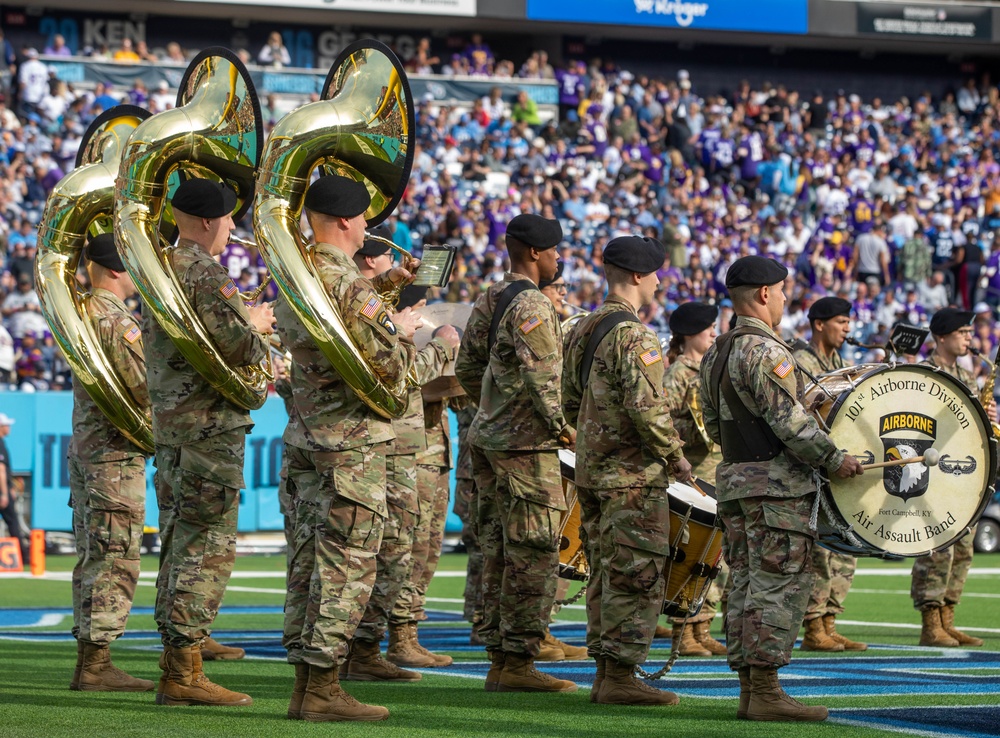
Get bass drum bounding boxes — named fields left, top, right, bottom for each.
left=802, top=363, right=997, bottom=559
left=556, top=449, right=588, bottom=581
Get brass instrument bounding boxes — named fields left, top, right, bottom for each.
left=970, top=346, right=1000, bottom=438
left=253, top=40, right=415, bottom=419
left=36, top=106, right=154, bottom=452
left=687, top=386, right=715, bottom=451
left=114, top=48, right=269, bottom=411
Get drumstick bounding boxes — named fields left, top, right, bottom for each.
left=860, top=447, right=940, bottom=471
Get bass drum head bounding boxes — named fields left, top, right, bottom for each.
left=823, top=363, right=997, bottom=557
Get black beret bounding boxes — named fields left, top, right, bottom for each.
left=358, top=223, right=393, bottom=257
left=304, top=174, right=371, bottom=218
left=86, top=232, right=125, bottom=272
left=725, top=255, right=788, bottom=288
left=538, top=262, right=564, bottom=290
left=505, top=214, right=562, bottom=251
left=808, top=296, right=852, bottom=323
left=603, top=235, right=665, bottom=274
left=171, top=178, right=237, bottom=218
left=930, top=308, right=974, bottom=336
left=669, top=302, right=718, bottom=336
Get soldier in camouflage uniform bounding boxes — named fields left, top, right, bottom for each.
left=453, top=397, right=484, bottom=640
left=563, top=236, right=691, bottom=706
left=67, top=234, right=154, bottom=693
left=346, top=237, right=458, bottom=680
left=149, top=181, right=272, bottom=707
left=276, top=175, right=422, bottom=723
left=662, top=301, right=728, bottom=658
left=699, top=256, right=862, bottom=722
left=454, top=213, right=577, bottom=694
left=913, top=308, right=994, bottom=648
left=792, top=296, right=866, bottom=653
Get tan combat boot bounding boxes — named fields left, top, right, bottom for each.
left=386, top=623, right=437, bottom=668
left=287, top=663, right=309, bottom=720
left=201, top=637, right=245, bottom=661
left=407, top=622, right=453, bottom=666
left=535, top=632, right=565, bottom=661
left=156, top=645, right=253, bottom=706
left=344, top=638, right=421, bottom=682
left=673, top=623, right=711, bottom=657
left=76, top=642, right=155, bottom=692
left=541, top=630, right=588, bottom=660
left=654, top=623, right=671, bottom=639
left=497, top=653, right=578, bottom=693
left=920, top=607, right=960, bottom=647
left=589, top=656, right=605, bottom=704
left=300, top=665, right=388, bottom=722
left=800, top=616, right=844, bottom=652
left=823, top=614, right=867, bottom=651
left=746, top=666, right=828, bottom=722
left=69, top=639, right=84, bottom=690
left=737, top=667, right=751, bottom=720
left=485, top=650, right=506, bottom=692
left=940, top=604, right=984, bottom=647
left=694, top=621, right=727, bottom=656
left=595, top=659, right=679, bottom=706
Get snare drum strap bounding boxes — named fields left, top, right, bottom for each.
left=487, top=280, right=537, bottom=354
left=710, top=326, right=786, bottom=463
left=580, top=311, right=641, bottom=388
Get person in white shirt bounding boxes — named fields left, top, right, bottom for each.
left=17, top=49, right=48, bottom=115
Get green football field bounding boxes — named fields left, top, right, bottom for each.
left=1, top=552, right=998, bottom=738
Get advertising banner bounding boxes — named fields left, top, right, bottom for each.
left=526, top=0, right=809, bottom=35
left=857, top=3, right=992, bottom=41
left=174, top=0, right=477, bottom=16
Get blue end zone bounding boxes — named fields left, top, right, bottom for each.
left=832, top=706, right=1000, bottom=738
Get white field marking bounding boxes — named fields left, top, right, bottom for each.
left=0, top=613, right=65, bottom=628
left=851, top=587, right=1000, bottom=599
left=854, top=567, right=1000, bottom=576
left=836, top=619, right=1000, bottom=634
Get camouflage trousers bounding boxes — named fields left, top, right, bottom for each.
left=391, top=463, right=449, bottom=624
left=282, top=443, right=385, bottom=668
left=453, top=476, right=483, bottom=623
left=154, top=430, right=244, bottom=648
left=69, top=456, right=146, bottom=645
left=578, top=485, right=669, bottom=666
left=804, top=548, right=857, bottom=620
left=355, top=453, right=416, bottom=641
left=910, top=526, right=976, bottom=611
left=719, top=494, right=816, bottom=670
left=474, top=446, right=564, bottom=656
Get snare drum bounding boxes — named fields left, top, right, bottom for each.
left=662, top=483, right=724, bottom=619
left=802, top=363, right=997, bottom=558
left=557, top=449, right=588, bottom=581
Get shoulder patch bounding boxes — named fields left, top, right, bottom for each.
left=360, top=293, right=383, bottom=320
left=519, top=315, right=542, bottom=335
left=219, top=280, right=238, bottom=299
left=376, top=308, right=397, bottom=336
left=772, top=358, right=793, bottom=378
left=123, top=325, right=141, bottom=344
left=639, top=347, right=662, bottom=366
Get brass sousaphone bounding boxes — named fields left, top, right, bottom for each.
left=253, top=39, right=415, bottom=419
left=114, top=48, right=268, bottom=411
left=36, top=105, right=154, bottom=452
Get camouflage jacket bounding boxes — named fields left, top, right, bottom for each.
left=388, top=341, right=451, bottom=456
left=454, top=398, right=476, bottom=480
left=416, top=397, right=451, bottom=468
left=456, top=272, right=569, bottom=451
left=662, top=353, right=713, bottom=467
left=700, top=315, right=846, bottom=503
left=563, top=296, right=683, bottom=489
left=277, top=242, right=416, bottom=452
left=792, top=341, right=846, bottom=379
left=146, top=239, right=267, bottom=446
left=922, top=352, right=976, bottom=393
left=70, top=288, right=150, bottom=462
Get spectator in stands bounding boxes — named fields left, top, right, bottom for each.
left=17, top=49, right=48, bottom=117
left=151, top=79, right=173, bottom=112
left=112, top=38, right=140, bottom=64
left=90, top=82, right=120, bottom=114
left=134, top=40, right=158, bottom=63
left=43, top=34, right=72, bottom=57
left=127, top=78, right=148, bottom=107
left=957, top=78, right=981, bottom=117
left=408, top=37, right=439, bottom=74
left=463, top=33, right=494, bottom=76
left=511, top=90, right=540, bottom=127
left=0, top=321, right=13, bottom=384
left=258, top=31, right=291, bottom=68
left=2, top=273, right=47, bottom=338
left=162, top=41, right=187, bottom=64
left=0, top=29, right=16, bottom=96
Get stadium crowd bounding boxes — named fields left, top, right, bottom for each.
left=2, top=34, right=1000, bottom=393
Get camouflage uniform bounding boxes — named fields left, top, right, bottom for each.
left=69, top=288, right=150, bottom=645
left=792, top=343, right=858, bottom=622
left=355, top=342, right=450, bottom=642
left=911, top=355, right=977, bottom=611
left=563, top=296, right=684, bottom=666
left=662, top=353, right=728, bottom=626
left=455, top=272, right=570, bottom=657
left=277, top=243, right=415, bottom=669
left=149, top=240, right=267, bottom=648
left=274, top=376, right=295, bottom=569
left=700, top=316, right=846, bottom=670
left=451, top=400, right=483, bottom=623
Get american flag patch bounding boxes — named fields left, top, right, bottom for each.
left=519, top=315, right=542, bottom=334
left=123, top=326, right=140, bottom=344
left=639, top=348, right=661, bottom=366
left=219, top=280, right=238, bottom=299
left=360, top=294, right=382, bottom=319
left=773, top=359, right=793, bottom=378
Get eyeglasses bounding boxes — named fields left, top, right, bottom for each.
left=550, top=283, right=569, bottom=293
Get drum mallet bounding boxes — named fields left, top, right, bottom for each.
left=858, top=447, right=940, bottom=471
